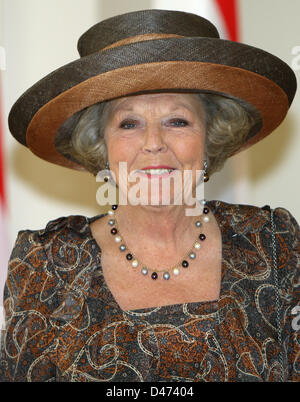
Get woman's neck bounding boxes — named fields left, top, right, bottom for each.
left=113, top=202, right=203, bottom=253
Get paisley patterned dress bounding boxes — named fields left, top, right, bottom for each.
left=0, top=200, right=299, bottom=382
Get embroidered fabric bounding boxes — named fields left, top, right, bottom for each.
left=0, top=200, right=299, bottom=382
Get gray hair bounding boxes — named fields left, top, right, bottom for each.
left=56, top=93, right=258, bottom=176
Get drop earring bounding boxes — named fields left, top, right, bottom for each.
left=203, top=160, right=209, bottom=182
left=104, top=161, right=110, bottom=182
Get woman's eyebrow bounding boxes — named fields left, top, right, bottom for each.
left=114, top=106, right=135, bottom=112
left=168, top=105, right=193, bottom=112
left=114, top=104, right=194, bottom=114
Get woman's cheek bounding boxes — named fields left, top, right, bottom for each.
left=175, top=138, right=203, bottom=161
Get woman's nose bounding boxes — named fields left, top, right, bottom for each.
left=142, top=124, right=167, bottom=154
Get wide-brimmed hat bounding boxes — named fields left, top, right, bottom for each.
left=9, top=9, right=297, bottom=171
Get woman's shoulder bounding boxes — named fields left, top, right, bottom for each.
left=208, top=199, right=299, bottom=236
left=9, top=213, right=107, bottom=278
left=9, top=215, right=82, bottom=260
left=14, top=213, right=106, bottom=246
left=210, top=199, right=299, bottom=303
left=6, top=213, right=107, bottom=306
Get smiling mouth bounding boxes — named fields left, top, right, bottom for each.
left=136, top=168, right=177, bottom=178
left=141, top=168, right=174, bottom=174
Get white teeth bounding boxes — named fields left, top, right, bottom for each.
left=141, top=169, right=174, bottom=174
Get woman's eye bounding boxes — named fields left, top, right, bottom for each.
left=169, top=118, right=189, bottom=127
left=119, top=120, right=137, bottom=129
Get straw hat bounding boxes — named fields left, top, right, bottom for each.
left=8, top=9, right=297, bottom=171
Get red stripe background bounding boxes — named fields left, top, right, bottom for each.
left=215, top=0, right=239, bottom=41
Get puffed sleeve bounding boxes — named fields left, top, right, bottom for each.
left=273, top=208, right=300, bottom=382
left=0, top=230, right=58, bottom=382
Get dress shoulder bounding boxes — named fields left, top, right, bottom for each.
left=0, top=214, right=101, bottom=381
left=210, top=200, right=299, bottom=302
left=272, top=206, right=300, bottom=304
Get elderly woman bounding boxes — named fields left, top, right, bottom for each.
left=0, top=10, right=299, bottom=382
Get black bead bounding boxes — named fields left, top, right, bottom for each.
left=151, top=272, right=158, bottom=280
left=126, top=253, right=133, bottom=260
left=112, top=204, right=118, bottom=210
left=199, top=233, right=206, bottom=241
left=182, top=260, right=189, bottom=268
left=203, top=207, right=209, bottom=214
left=110, top=228, right=117, bottom=235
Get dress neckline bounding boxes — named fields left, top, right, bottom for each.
left=86, top=200, right=229, bottom=315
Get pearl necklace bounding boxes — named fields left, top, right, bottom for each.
left=107, top=200, right=210, bottom=280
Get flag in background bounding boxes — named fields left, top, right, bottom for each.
left=196, top=0, right=239, bottom=40
left=153, top=0, right=239, bottom=41
left=215, top=0, right=239, bottom=41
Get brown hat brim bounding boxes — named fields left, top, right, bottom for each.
left=8, top=36, right=297, bottom=170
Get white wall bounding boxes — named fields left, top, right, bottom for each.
left=152, top=0, right=300, bottom=221
left=2, top=0, right=104, bottom=249
left=239, top=0, right=300, bottom=216
left=1, top=0, right=300, bottom=252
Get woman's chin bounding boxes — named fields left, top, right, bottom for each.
left=126, top=190, right=186, bottom=208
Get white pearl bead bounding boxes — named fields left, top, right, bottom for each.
left=132, top=260, right=138, bottom=268
left=194, top=242, right=201, bottom=249
left=203, top=216, right=210, bottom=223
left=173, top=268, right=180, bottom=275
left=108, top=210, right=114, bottom=215
left=115, top=235, right=121, bottom=243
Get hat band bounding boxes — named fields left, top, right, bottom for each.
left=102, top=33, right=184, bottom=51
left=26, top=61, right=289, bottom=170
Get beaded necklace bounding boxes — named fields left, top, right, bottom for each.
left=107, top=201, right=210, bottom=280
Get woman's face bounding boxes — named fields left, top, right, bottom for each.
left=104, top=93, right=206, bottom=207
